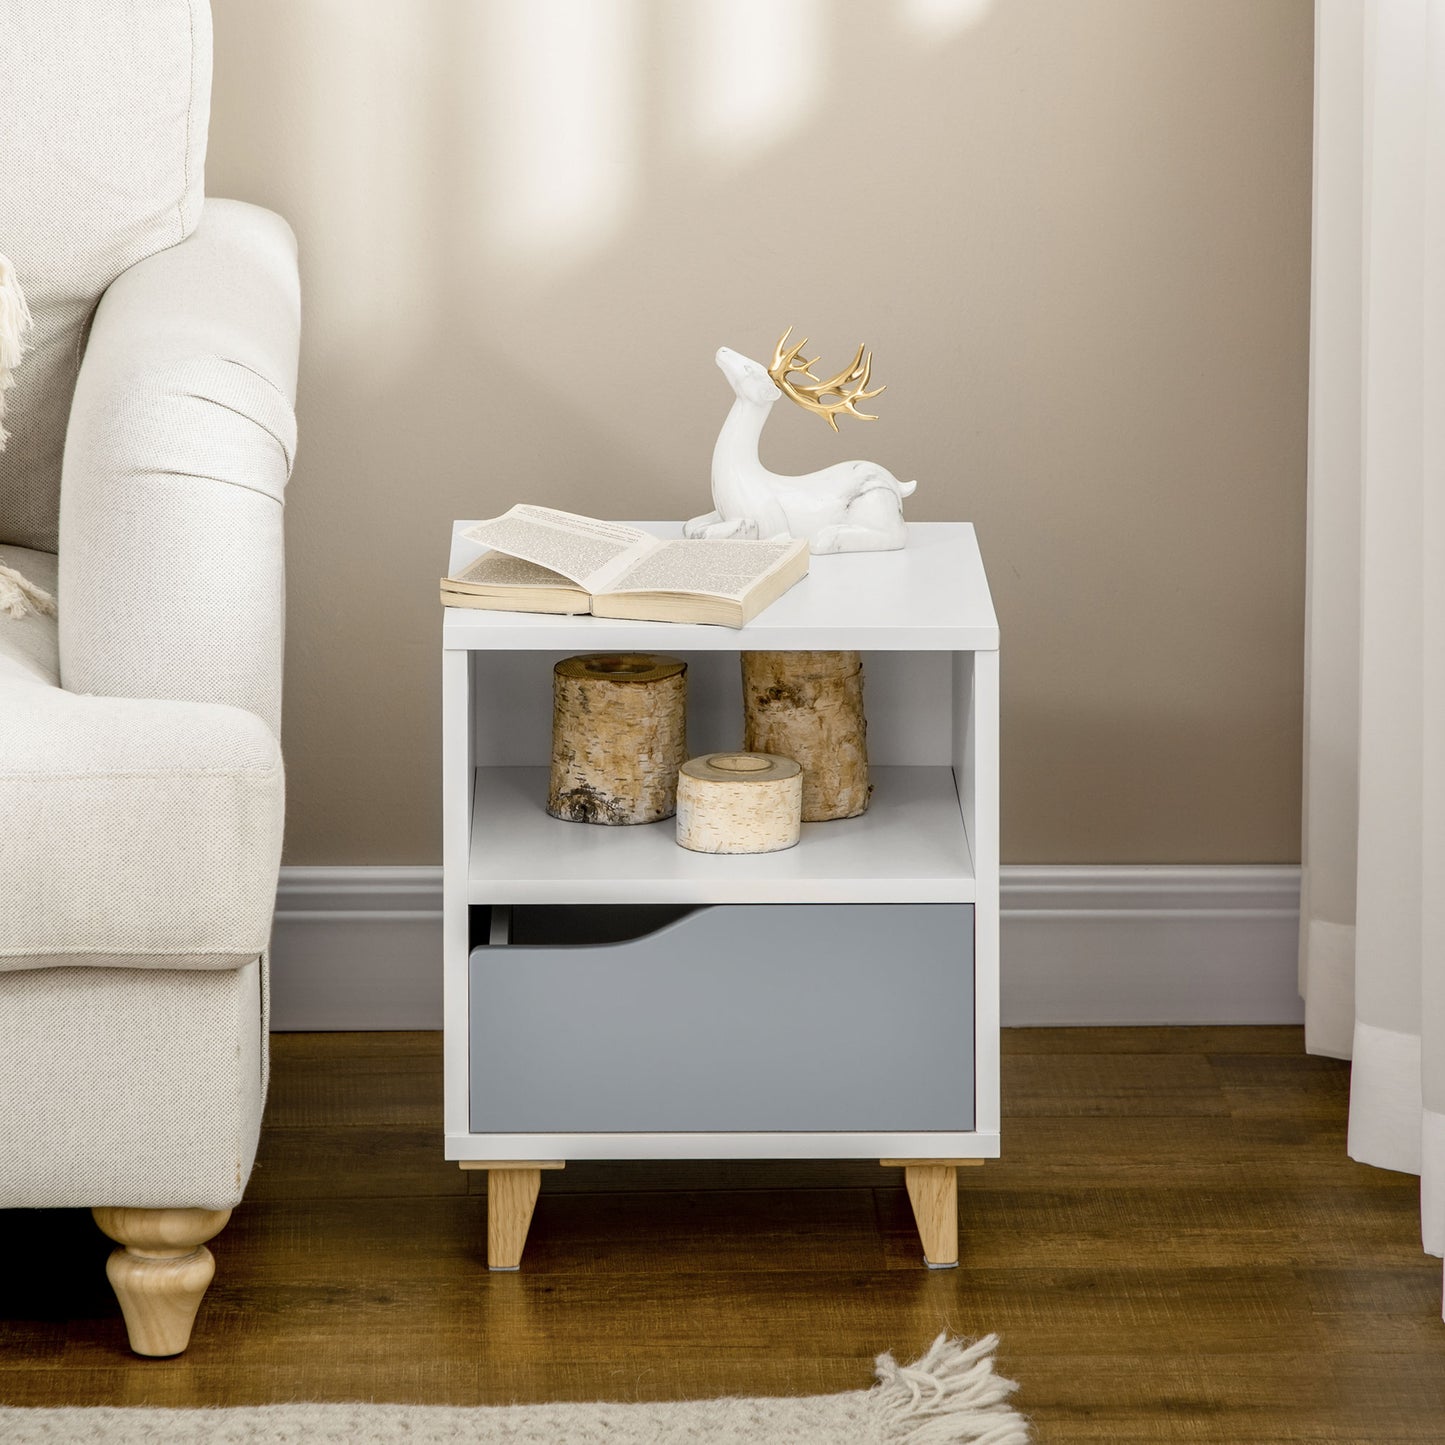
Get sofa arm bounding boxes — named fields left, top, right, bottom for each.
left=0, top=684, right=283, bottom=969
left=57, top=199, right=300, bottom=735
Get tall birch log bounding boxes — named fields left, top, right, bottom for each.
left=741, top=650, right=870, bottom=821
left=547, top=654, right=687, bottom=824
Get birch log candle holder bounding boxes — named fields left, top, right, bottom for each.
left=547, top=654, right=687, bottom=825
left=741, top=650, right=870, bottom=821
left=676, top=753, right=802, bottom=854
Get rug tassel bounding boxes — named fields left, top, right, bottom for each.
left=0, top=562, right=55, bottom=620
left=0, top=252, right=35, bottom=451
left=872, top=1334, right=1032, bottom=1444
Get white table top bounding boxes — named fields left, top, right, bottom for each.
left=443, top=522, right=998, bottom=652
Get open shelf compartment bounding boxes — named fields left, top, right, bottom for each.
left=467, top=763, right=974, bottom=905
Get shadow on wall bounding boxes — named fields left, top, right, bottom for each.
left=207, top=0, right=1310, bottom=866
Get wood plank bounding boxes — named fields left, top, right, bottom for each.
left=875, top=1183, right=1411, bottom=1271
left=983, top=1348, right=1445, bottom=1443
left=261, top=1051, right=439, bottom=1130
left=1209, top=1051, right=1354, bottom=1120
left=486, top=1159, right=892, bottom=1196
left=248, top=1127, right=468, bottom=1201
left=269, top=1031, right=442, bottom=1064
left=35, top=1266, right=1325, bottom=1378
left=1003, top=1025, right=1309, bottom=1056
left=1003, top=1052, right=1230, bottom=1117
left=485, top=1189, right=890, bottom=1275
left=215, top=1191, right=891, bottom=1280
left=986, top=1115, right=1371, bottom=1190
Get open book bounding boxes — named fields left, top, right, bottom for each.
left=440, top=506, right=809, bottom=628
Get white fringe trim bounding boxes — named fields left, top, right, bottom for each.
left=872, top=1333, right=1032, bottom=1443
left=0, top=256, right=59, bottom=622
left=0, top=1335, right=1034, bottom=1441
left=0, top=561, right=55, bottom=620
left=0, top=252, right=35, bottom=450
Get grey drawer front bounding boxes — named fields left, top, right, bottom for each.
left=469, top=904, right=973, bottom=1134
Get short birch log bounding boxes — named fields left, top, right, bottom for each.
left=741, top=650, right=870, bottom=821
left=675, top=753, right=803, bottom=854
left=547, top=654, right=687, bottom=825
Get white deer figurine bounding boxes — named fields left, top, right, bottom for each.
left=684, top=329, right=917, bottom=554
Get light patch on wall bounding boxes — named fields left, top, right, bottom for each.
left=286, top=6, right=436, bottom=358
left=680, top=0, right=826, bottom=162
left=476, top=0, right=641, bottom=268
left=901, top=0, right=996, bottom=42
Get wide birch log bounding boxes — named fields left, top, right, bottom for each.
left=741, top=651, right=870, bottom=821
left=548, top=654, right=687, bottom=825
left=676, top=753, right=802, bottom=854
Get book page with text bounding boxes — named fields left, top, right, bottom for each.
left=448, top=552, right=585, bottom=591
left=463, top=506, right=651, bottom=590
left=602, top=538, right=803, bottom=600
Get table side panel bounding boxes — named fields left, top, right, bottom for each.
left=964, top=649, right=1001, bottom=1138
left=442, top=650, right=476, bottom=1141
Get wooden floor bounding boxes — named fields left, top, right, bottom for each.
left=2, top=1028, right=1442, bottom=1442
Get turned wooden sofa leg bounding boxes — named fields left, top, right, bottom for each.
left=881, top=1159, right=983, bottom=1269
left=460, top=1160, right=565, bottom=1270
left=91, top=1207, right=232, bottom=1356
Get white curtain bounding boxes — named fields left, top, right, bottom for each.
left=1301, top=0, right=1445, bottom=1314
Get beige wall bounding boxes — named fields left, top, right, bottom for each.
left=207, top=0, right=1313, bottom=866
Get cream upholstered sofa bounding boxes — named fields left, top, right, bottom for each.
left=0, top=2, right=298, bottom=1354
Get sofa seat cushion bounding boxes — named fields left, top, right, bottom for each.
left=0, top=0, right=212, bottom=551
left=0, top=570, right=283, bottom=970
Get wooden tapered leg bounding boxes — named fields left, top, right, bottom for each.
left=905, top=1165, right=958, bottom=1267
left=459, top=1161, right=564, bottom=1270
left=91, top=1207, right=232, bottom=1356
left=881, top=1159, right=979, bottom=1268
left=487, top=1169, right=541, bottom=1270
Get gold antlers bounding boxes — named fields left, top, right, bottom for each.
left=767, top=327, right=886, bottom=432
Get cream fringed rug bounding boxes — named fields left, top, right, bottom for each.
left=0, top=1335, right=1030, bottom=1444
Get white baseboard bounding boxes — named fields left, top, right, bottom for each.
left=269, top=864, right=1302, bottom=1031
left=999, top=865, right=1301, bottom=1026
left=270, top=868, right=443, bottom=1031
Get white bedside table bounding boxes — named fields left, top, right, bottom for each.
left=442, top=522, right=999, bottom=1269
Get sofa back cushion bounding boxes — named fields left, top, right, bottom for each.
left=0, top=0, right=211, bottom=552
